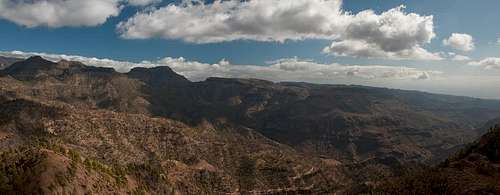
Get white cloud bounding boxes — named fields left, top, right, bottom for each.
left=118, top=0, right=345, bottom=42
left=161, top=57, right=439, bottom=82
left=323, top=39, right=442, bottom=60
left=127, top=0, right=160, bottom=6
left=323, top=6, right=439, bottom=60
left=447, top=52, right=471, bottom=61
left=443, top=33, right=475, bottom=52
left=118, top=0, right=439, bottom=60
left=0, top=51, right=440, bottom=83
left=469, top=57, right=500, bottom=70
left=0, top=0, right=124, bottom=27
left=0, top=0, right=157, bottom=28
left=451, top=55, right=471, bottom=61
left=497, top=38, right=500, bottom=45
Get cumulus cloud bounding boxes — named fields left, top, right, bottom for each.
left=0, top=51, right=439, bottom=83
left=0, top=0, right=124, bottom=27
left=0, top=0, right=157, bottom=28
left=322, top=6, right=440, bottom=60
left=323, top=39, right=442, bottom=60
left=118, top=0, right=439, bottom=60
left=443, top=33, right=475, bottom=52
left=469, top=57, right=500, bottom=70
left=118, top=0, right=345, bottom=42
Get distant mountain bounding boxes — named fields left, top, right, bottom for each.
left=1, top=56, right=500, bottom=193
left=0, top=56, right=22, bottom=70
left=3, top=56, right=117, bottom=81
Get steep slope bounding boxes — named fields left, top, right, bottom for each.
left=127, top=66, right=193, bottom=118
left=372, top=125, right=500, bottom=194
left=0, top=146, right=136, bottom=195
left=0, top=97, right=342, bottom=194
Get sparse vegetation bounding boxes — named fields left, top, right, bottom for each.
left=83, top=158, right=128, bottom=187
left=0, top=147, right=48, bottom=194
left=368, top=126, right=500, bottom=194
left=238, top=155, right=256, bottom=193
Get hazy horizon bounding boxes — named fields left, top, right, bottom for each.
left=1, top=0, right=500, bottom=99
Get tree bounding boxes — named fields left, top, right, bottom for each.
left=238, top=155, right=256, bottom=194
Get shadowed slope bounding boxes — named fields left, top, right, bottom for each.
left=371, top=125, right=500, bottom=194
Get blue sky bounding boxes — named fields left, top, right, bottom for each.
left=1, top=0, right=500, bottom=98
left=0, top=0, right=499, bottom=64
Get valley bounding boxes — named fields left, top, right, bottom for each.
left=1, top=56, right=500, bottom=194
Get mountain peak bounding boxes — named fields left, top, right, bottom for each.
left=22, top=56, right=57, bottom=66
left=23, top=55, right=55, bottom=64
left=1, top=56, right=119, bottom=80
left=128, top=66, right=190, bottom=86
left=26, top=55, right=45, bottom=61
left=129, top=66, right=176, bottom=75
left=2, top=56, right=57, bottom=80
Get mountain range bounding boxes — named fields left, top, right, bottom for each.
left=1, top=56, right=500, bottom=194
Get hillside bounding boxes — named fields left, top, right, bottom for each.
left=167, top=80, right=500, bottom=163
left=127, top=69, right=500, bottom=164
left=371, top=125, right=500, bottom=194
left=1, top=56, right=500, bottom=193
left=0, top=97, right=342, bottom=194
left=4, top=57, right=500, bottom=167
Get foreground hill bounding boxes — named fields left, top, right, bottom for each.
left=0, top=97, right=342, bottom=194
left=371, top=125, right=500, bottom=194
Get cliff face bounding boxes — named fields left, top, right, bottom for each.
left=1, top=56, right=500, bottom=194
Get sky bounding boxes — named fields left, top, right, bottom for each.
left=0, top=0, right=500, bottom=99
